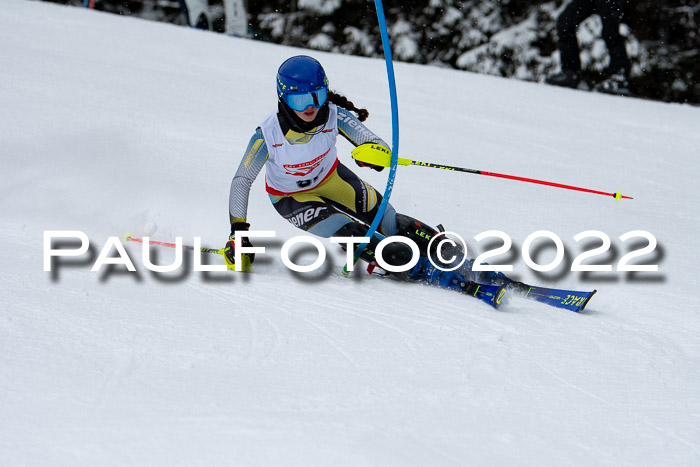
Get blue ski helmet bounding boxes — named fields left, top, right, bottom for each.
left=277, top=56, right=329, bottom=112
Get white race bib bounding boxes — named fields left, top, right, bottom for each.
left=261, top=104, right=339, bottom=195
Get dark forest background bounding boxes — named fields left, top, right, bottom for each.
left=42, top=0, right=700, bottom=104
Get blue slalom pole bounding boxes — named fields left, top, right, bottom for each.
left=344, top=0, right=400, bottom=275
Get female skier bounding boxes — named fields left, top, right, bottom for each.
left=224, top=55, right=486, bottom=293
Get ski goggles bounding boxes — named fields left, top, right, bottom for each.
left=283, top=87, right=328, bottom=112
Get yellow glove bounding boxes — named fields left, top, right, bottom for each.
left=224, top=222, right=254, bottom=272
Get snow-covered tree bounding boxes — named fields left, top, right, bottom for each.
left=39, top=0, right=700, bottom=103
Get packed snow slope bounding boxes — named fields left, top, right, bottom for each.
left=1, top=1, right=699, bottom=465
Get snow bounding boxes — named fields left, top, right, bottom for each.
left=298, top=0, right=342, bottom=16
left=1, top=1, right=700, bottom=465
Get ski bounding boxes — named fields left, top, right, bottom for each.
left=507, top=282, right=596, bottom=312
left=364, top=261, right=507, bottom=310
left=465, top=282, right=508, bottom=310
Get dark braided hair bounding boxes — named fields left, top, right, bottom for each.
left=327, top=91, right=369, bottom=122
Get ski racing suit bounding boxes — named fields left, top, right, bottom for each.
left=227, top=102, right=498, bottom=288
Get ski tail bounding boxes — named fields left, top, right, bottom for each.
left=508, top=282, right=596, bottom=312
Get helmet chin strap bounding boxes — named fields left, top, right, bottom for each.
left=278, top=99, right=328, bottom=136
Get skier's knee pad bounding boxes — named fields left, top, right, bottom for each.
left=395, top=213, right=439, bottom=253
left=333, top=221, right=413, bottom=267
left=395, top=213, right=465, bottom=266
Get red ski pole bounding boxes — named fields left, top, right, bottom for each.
left=352, top=144, right=633, bottom=201
left=122, top=234, right=223, bottom=255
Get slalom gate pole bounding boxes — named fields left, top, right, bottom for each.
left=351, top=145, right=633, bottom=201
left=343, top=0, right=400, bottom=275
left=123, top=234, right=223, bottom=255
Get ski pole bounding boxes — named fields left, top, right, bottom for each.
left=352, top=144, right=633, bottom=201
left=122, top=234, right=223, bottom=255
